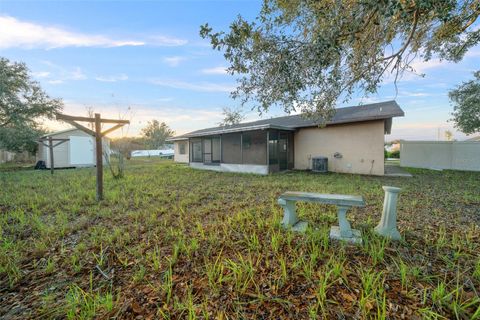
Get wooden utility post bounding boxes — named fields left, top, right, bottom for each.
left=56, top=113, right=129, bottom=201
left=38, top=136, right=69, bottom=175
left=94, top=114, right=104, bottom=201
left=49, top=137, right=54, bottom=175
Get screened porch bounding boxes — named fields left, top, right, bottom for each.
left=189, top=129, right=294, bottom=173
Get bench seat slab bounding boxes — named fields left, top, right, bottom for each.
left=279, top=192, right=365, bottom=207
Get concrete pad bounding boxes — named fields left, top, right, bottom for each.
left=291, top=221, right=308, bottom=232
left=329, top=226, right=362, bottom=244
left=384, top=164, right=412, bottom=177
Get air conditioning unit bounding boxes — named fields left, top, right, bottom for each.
left=312, top=156, right=328, bottom=173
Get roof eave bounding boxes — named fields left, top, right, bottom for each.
left=40, top=127, right=78, bottom=138
left=293, top=112, right=405, bottom=129
left=183, top=124, right=295, bottom=138
left=166, top=137, right=189, bottom=142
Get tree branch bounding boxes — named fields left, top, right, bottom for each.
left=381, top=9, right=419, bottom=61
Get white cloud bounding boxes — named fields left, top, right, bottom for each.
left=151, top=79, right=235, bottom=92
left=398, top=91, right=431, bottom=97
left=0, top=15, right=187, bottom=49
left=95, top=74, right=129, bottom=82
left=149, top=35, right=188, bottom=47
left=156, top=97, right=174, bottom=102
left=409, top=58, right=447, bottom=74
left=48, top=79, right=64, bottom=85
left=465, top=47, right=480, bottom=58
left=390, top=121, right=468, bottom=141
left=43, top=101, right=224, bottom=137
left=70, top=67, right=87, bottom=80
left=32, top=71, right=50, bottom=78
left=163, top=56, right=186, bottom=67
left=201, top=66, right=228, bottom=75
left=36, top=62, right=87, bottom=84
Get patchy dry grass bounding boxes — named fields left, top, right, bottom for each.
left=0, top=159, right=479, bottom=319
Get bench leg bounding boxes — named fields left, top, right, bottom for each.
left=330, top=206, right=362, bottom=244
left=279, top=199, right=298, bottom=226
left=337, top=206, right=353, bottom=238
left=278, top=199, right=308, bottom=232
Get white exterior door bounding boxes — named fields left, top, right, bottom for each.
left=69, top=136, right=94, bottom=165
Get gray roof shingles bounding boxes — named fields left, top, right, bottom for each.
left=169, top=100, right=404, bottom=139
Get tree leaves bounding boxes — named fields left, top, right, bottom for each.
left=449, top=70, right=480, bottom=134
left=0, top=57, right=63, bottom=152
left=201, top=0, right=480, bottom=119
left=140, top=120, right=174, bottom=149
left=218, top=106, right=245, bottom=126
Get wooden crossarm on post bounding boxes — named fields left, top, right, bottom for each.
left=101, top=124, right=126, bottom=137
left=37, top=137, right=70, bottom=175
left=52, top=139, right=69, bottom=148
left=56, top=113, right=129, bottom=124
left=54, top=112, right=130, bottom=201
left=56, top=116, right=96, bottom=136
left=38, top=138, right=69, bottom=148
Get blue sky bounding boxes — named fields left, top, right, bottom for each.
left=1, top=0, right=479, bottom=141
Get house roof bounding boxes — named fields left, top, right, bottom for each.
left=40, top=127, right=110, bottom=140
left=40, top=128, right=79, bottom=138
left=168, top=100, right=404, bottom=140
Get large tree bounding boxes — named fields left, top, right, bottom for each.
left=449, top=70, right=480, bottom=135
left=141, top=120, right=174, bottom=149
left=201, top=0, right=480, bottom=119
left=0, top=57, right=63, bottom=152
left=219, top=106, right=245, bottom=126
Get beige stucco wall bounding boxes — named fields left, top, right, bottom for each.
left=37, top=129, right=110, bottom=168
left=294, top=120, right=385, bottom=175
left=173, top=140, right=189, bottom=163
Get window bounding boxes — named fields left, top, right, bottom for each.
left=179, top=142, right=186, bottom=155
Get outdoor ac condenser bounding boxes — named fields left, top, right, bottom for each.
left=312, top=156, right=328, bottom=173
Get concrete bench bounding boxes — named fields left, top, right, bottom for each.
left=278, top=191, right=365, bottom=243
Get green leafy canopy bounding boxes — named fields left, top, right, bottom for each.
left=449, top=70, right=480, bottom=135
left=219, top=106, right=245, bottom=126
left=0, top=57, right=63, bottom=152
left=200, top=0, right=480, bottom=119
left=141, top=120, right=174, bottom=149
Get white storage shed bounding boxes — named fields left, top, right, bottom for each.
left=37, top=128, right=110, bottom=168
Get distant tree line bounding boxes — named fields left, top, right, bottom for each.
left=111, top=120, right=174, bottom=158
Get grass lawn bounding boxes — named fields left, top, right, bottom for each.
left=1, top=159, right=479, bottom=319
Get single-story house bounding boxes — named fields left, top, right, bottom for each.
left=37, top=128, right=110, bottom=169
left=167, top=100, right=404, bottom=175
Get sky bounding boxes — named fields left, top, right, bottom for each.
left=0, top=0, right=479, bottom=141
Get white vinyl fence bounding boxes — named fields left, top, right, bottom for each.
left=400, top=141, right=480, bottom=172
